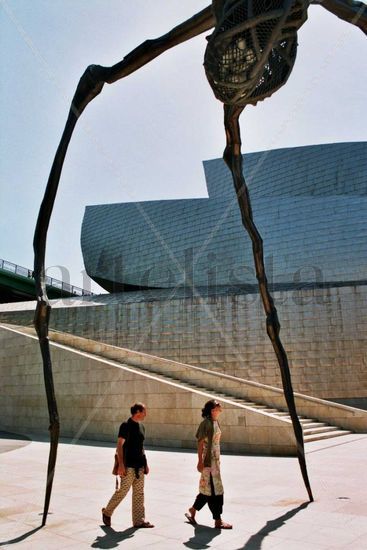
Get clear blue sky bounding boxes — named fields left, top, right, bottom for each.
left=1, top=0, right=366, bottom=293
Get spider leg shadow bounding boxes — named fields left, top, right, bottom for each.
left=0, top=525, right=43, bottom=546
left=239, top=501, right=310, bottom=550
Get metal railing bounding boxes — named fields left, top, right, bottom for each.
left=0, top=258, right=94, bottom=297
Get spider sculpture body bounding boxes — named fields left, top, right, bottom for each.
left=33, top=0, right=366, bottom=524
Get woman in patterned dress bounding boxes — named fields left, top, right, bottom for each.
left=185, top=399, right=232, bottom=529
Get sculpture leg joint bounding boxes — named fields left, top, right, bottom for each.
left=71, top=64, right=107, bottom=119
left=34, top=299, right=51, bottom=340
left=266, top=311, right=280, bottom=337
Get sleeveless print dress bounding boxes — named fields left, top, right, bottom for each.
left=199, top=420, right=224, bottom=496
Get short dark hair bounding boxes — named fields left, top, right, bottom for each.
left=201, top=399, right=221, bottom=418
left=131, top=402, right=146, bottom=415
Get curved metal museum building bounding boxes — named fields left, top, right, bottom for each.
left=81, top=142, right=366, bottom=293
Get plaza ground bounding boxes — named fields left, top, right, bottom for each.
left=0, top=431, right=366, bottom=549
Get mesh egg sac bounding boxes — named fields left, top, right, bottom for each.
left=204, top=0, right=308, bottom=106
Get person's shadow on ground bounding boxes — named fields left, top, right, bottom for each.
left=239, top=501, right=310, bottom=549
left=183, top=522, right=221, bottom=549
left=91, top=525, right=136, bottom=549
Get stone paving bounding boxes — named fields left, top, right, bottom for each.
left=0, top=431, right=366, bottom=549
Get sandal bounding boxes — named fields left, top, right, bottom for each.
left=101, top=508, right=111, bottom=527
left=134, top=521, right=154, bottom=528
left=185, top=512, right=197, bottom=525
left=215, top=520, right=232, bottom=529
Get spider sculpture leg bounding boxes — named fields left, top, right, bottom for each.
left=223, top=103, right=314, bottom=502
left=311, top=0, right=367, bottom=34
left=33, top=5, right=215, bottom=526
left=32, top=273, right=58, bottom=526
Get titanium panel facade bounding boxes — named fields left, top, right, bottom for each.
left=81, top=142, right=367, bottom=292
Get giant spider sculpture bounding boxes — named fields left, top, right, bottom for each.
left=34, top=0, right=366, bottom=525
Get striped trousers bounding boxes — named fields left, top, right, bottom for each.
left=104, top=467, right=145, bottom=525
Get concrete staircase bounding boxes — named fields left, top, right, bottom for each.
left=150, top=372, right=353, bottom=443
left=34, top=327, right=356, bottom=444
left=3, top=324, right=363, bottom=445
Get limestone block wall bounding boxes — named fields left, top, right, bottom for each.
left=0, top=326, right=297, bottom=455
left=1, top=283, right=365, bottom=404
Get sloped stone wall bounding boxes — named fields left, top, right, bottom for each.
left=0, top=326, right=297, bottom=455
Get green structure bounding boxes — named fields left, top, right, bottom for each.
left=0, top=259, right=93, bottom=303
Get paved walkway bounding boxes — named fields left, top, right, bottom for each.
left=0, top=431, right=366, bottom=549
